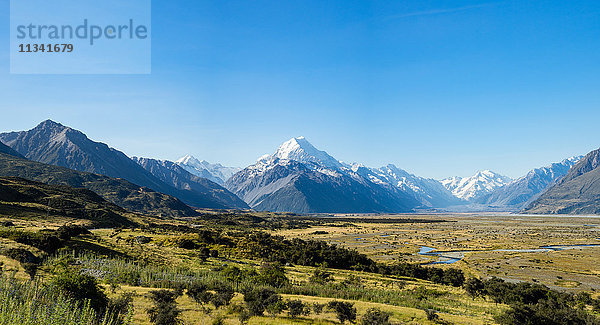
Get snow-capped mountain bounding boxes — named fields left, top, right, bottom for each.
left=352, top=164, right=461, bottom=208
left=134, top=157, right=249, bottom=209
left=175, top=155, right=240, bottom=185
left=485, top=156, right=582, bottom=210
left=226, top=137, right=460, bottom=213
left=271, top=136, right=342, bottom=169
left=524, top=151, right=600, bottom=214
left=442, top=170, right=512, bottom=201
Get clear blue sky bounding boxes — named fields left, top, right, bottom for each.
left=0, top=0, right=599, bottom=179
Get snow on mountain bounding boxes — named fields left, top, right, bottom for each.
left=484, top=156, right=582, bottom=209
left=442, top=170, right=512, bottom=201
left=175, top=155, right=240, bottom=185
left=272, top=137, right=342, bottom=169
left=226, top=137, right=461, bottom=212
left=353, top=164, right=461, bottom=208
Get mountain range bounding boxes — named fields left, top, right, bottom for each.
left=0, top=120, right=243, bottom=211
left=481, top=156, right=581, bottom=210
left=0, top=151, right=197, bottom=218
left=441, top=170, right=512, bottom=201
left=175, top=155, right=240, bottom=185
left=523, top=150, right=600, bottom=214
left=225, top=137, right=461, bottom=213
left=133, top=157, right=248, bottom=209
left=0, top=120, right=598, bottom=216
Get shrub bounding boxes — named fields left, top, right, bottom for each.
left=425, top=309, right=439, bottom=321
left=242, top=287, right=281, bottom=316
left=360, top=308, right=392, bottom=325
left=286, top=299, right=310, bottom=318
left=327, top=301, right=357, bottom=324
left=464, top=277, right=485, bottom=298
left=309, top=267, right=334, bottom=285
left=312, top=302, right=325, bottom=314
left=211, top=283, right=235, bottom=309
left=257, top=262, right=289, bottom=288
left=147, top=289, right=182, bottom=325
left=52, top=268, right=108, bottom=312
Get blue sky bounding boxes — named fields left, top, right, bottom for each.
left=0, top=0, right=599, bottom=179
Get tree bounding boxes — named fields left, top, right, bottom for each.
left=187, top=282, right=212, bottom=304
left=327, top=301, right=357, bottom=324
left=360, top=308, right=391, bottom=325
left=258, top=262, right=289, bottom=288
left=425, top=309, right=439, bottom=321
left=464, top=277, right=485, bottom=298
left=286, top=299, right=310, bottom=318
left=243, top=287, right=281, bottom=316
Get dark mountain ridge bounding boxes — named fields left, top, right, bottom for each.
left=0, top=120, right=243, bottom=210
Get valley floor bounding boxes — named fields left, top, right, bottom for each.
left=276, top=213, right=600, bottom=292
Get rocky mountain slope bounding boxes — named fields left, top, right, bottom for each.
left=524, top=149, right=600, bottom=214
left=134, top=157, right=248, bottom=209
left=481, top=156, right=581, bottom=210
left=0, top=120, right=244, bottom=210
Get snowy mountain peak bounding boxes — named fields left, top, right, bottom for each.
left=442, top=170, right=512, bottom=201
left=272, top=137, right=341, bottom=168
left=175, top=155, right=240, bottom=185
left=175, top=154, right=198, bottom=165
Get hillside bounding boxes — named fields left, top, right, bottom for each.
left=0, top=176, right=133, bottom=227
left=0, top=152, right=197, bottom=218
left=482, top=156, right=581, bottom=210
left=0, top=142, right=23, bottom=158
left=524, top=148, right=600, bottom=214
left=0, top=120, right=244, bottom=210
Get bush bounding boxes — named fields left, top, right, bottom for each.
left=56, top=225, right=91, bottom=240
left=327, top=301, right=357, bottom=324
left=312, top=302, right=325, bottom=314
left=464, top=277, right=485, bottom=298
left=309, top=267, right=334, bottom=285
left=212, top=283, right=235, bottom=309
left=286, top=299, right=310, bottom=318
left=147, top=289, right=182, bottom=325
left=360, top=308, right=392, bottom=325
left=52, top=268, right=108, bottom=313
left=257, top=262, right=289, bottom=288
left=425, top=309, right=439, bottom=321
left=242, top=287, right=281, bottom=316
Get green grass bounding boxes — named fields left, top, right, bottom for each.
left=0, top=274, right=131, bottom=325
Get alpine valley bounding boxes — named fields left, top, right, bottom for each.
left=0, top=120, right=596, bottom=216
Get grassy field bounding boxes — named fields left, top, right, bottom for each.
left=0, top=211, right=598, bottom=324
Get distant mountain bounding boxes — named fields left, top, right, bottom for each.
left=0, top=152, right=197, bottom=218
left=134, top=157, right=248, bottom=209
left=0, top=142, right=23, bottom=158
left=175, top=155, right=240, bottom=185
left=226, top=137, right=422, bottom=213
left=482, top=156, right=581, bottom=210
left=0, top=120, right=243, bottom=210
left=441, top=170, right=512, bottom=201
left=524, top=149, right=600, bottom=214
left=271, top=137, right=342, bottom=169
left=0, top=176, right=133, bottom=227
left=351, top=164, right=461, bottom=208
